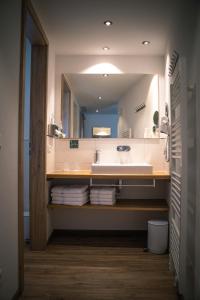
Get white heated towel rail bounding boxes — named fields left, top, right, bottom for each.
left=170, top=62, right=182, bottom=281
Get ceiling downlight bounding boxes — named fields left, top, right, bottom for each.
left=102, top=46, right=110, bottom=51
left=142, top=41, right=150, bottom=45
left=104, top=20, right=113, bottom=26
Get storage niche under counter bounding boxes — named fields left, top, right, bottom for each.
left=46, top=171, right=170, bottom=231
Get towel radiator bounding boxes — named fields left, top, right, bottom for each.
left=170, top=55, right=189, bottom=296
left=170, top=64, right=181, bottom=281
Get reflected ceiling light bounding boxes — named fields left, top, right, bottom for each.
left=142, top=40, right=150, bottom=45
left=104, top=20, right=113, bottom=26
left=98, top=96, right=102, bottom=100
left=96, top=109, right=99, bottom=113
left=103, top=74, right=109, bottom=77
left=102, top=46, right=110, bottom=51
left=82, top=63, right=122, bottom=74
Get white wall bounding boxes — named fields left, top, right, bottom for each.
left=55, top=138, right=169, bottom=172
left=118, top=74, right=159, bottom=138
left=164, top=0, right=198, bottom=109
left=0, top=0, right=21, bottom=298
left=185, top=5, right=200, bottom=300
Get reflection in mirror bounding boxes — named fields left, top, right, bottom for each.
left=73, top=102, right=79, bottom=138
left=62, top=73, right=159, bottom=138
left=92, top=127, right=111, bottom=138
left=61, top=75, right=71, bottom=137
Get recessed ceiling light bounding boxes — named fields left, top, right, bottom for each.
left=104, top=20, right=113, bottom=26
left=96, top=109, right=99, bottom=113
left=98, top=96, right=102, bottom=100
left=142, top=41, right=150, bottom=45
left=103, top=74, right=109, bottom=77
left=103, top=46, right=110, bottom=51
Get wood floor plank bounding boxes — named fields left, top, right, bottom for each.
left=20, top=235, right=179, bottom=300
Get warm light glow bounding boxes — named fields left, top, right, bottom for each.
left=103, top=46, right=110, bottom=51
left=142, top=41, right=150, bottom=45
left=93, top=127, right=111, bottom=136
left=98, top=96, right=102, bottom=100
left=104, top=20, right=112, bottom=26
left=82, top=63, right=123, bottom=74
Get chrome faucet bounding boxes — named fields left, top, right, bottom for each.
left=116, top=145, right=131, bottom=152
left=95, top=149, right=101, bottom=163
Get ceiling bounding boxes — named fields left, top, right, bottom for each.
left=32, top=0, right=180, bottom=56
left=66, top=73, right=145, bottom=112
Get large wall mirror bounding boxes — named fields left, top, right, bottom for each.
left=61, top=73, right=160, bottom=139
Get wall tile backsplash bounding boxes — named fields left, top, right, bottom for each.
left=54, top=138, right=169, bottom=172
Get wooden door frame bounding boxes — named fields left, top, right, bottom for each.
left=18, top=0, right=48, bottom=293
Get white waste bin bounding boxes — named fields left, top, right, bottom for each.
left=148, top=220, right=168, bottom=254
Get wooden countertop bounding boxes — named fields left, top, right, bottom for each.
left=46, top=170, right=170, bottom=180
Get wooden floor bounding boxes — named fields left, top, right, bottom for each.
left=20, top=232, right=179, bottom=300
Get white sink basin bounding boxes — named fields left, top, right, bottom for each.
left=91, top=162, right=153, bottom=174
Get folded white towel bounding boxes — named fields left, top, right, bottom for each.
left=63, top=200, right=88, bottom=206
left=51, top=185, right=88, bottom=194
left=90, top=194, right=115, bottom=201
left=90, top=188, right=116, bottom=196
left=90, top=200, right=116, bottom=206
left=52, top=195, right=88, bottom=202
left=51, top=192, right=88, bottom=198
left=90, top=192, right=115, bottom=198
left=52, top=199, right=88, bottom=206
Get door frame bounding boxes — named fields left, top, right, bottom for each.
left=18, top=0, right=48, bottom=293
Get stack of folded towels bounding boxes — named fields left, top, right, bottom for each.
left=90, top=187, right=116, bottom=205
left=51, top=185, right=88, bottom=206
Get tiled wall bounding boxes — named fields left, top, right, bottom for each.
left=55, top=138, right=169, bottom=172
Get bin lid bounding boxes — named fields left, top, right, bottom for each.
left=148, top=220, right=168, bottom=226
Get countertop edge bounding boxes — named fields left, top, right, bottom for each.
left=46, top=171, right=170, bottom=180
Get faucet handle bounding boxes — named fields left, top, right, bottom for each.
left=117, top=145, right=131, bottom=152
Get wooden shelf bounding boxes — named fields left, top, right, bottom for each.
left=48, top=199, right=168, bottom=212
left=46, top=171, right=170, bottom=180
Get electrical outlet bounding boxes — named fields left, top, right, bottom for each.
left=70, top=139, right=79, bottom=149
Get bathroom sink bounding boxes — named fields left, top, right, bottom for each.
left=91, top=162, right=153, bottom=174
